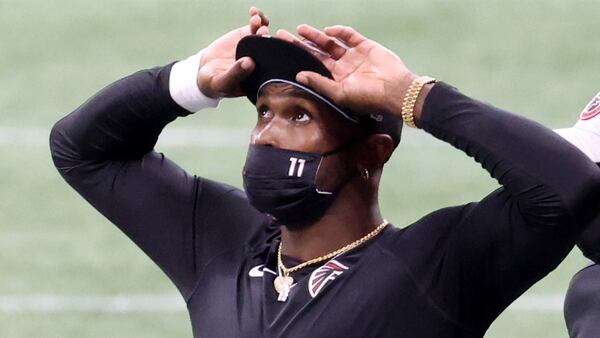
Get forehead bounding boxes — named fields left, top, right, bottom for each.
left=257, top=83, right=320, bottom=102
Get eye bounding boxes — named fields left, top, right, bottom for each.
left=292, top=111, right=311, bottom=123
left=257, top=106, right=273, bottom=119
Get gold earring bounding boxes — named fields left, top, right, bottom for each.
left=360, top=168, right=370, bottom=181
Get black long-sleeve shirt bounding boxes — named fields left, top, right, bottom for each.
left=50, top=63, right=600, bottom=338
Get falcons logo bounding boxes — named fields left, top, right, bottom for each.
left=308, top=260, right=349, bottom=298
left=580, top=93, right=600, bottom=120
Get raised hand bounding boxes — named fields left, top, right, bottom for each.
left=197, top=7, right=269, bottom=98
left=277, top=25, right=418, bottom=117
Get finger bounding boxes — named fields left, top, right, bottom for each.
left=212, top=57, right=255, bottom=94
left=256, top=25, right=269, bottom=36
left=249, top=7, right=270, bottom=26
left=277, top=29, right=336, bottom=67
left=276, top=28, right=302, bottom=44
left=323, top=25, right=368, bottom=47
left=277, top=29, right=322, bottom=53
left=296, top=71, right=343, bottom=103
left=249, top=14, right=262, bottom=34
left=297, top=24, right=347, bottom=60
left=249, top=7, right=269, bottom=25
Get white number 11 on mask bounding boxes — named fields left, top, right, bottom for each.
left=288, top=157, right=306, bottom=177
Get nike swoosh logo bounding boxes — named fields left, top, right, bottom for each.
left=248, top=264, right=277, bottom=278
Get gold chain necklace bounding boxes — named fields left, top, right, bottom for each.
left=274, top=219, right=388, bottom=302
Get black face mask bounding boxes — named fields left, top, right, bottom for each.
left=242, top=143, right=353, bottom=227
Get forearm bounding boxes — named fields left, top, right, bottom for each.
left=419, top=82, right=600, bottom=228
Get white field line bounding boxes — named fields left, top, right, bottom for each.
left=0, top=293, right=564, bottom=313
left=0, top=127, right=445, bottom=148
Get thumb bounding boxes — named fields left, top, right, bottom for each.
left=296, top=71, right=342, bottom=103
left=212, top=57, right=255, bottom=96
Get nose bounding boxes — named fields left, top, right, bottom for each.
left=252, top=118, right=282, bottom=147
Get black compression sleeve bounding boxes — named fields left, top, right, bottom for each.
left=417, top=82, right=600, bottom=329
left=421, top=83, right=600, bottom=229
left=51, top=64, right=189, bottom=162
left=50, top=64, right=268, bottom=299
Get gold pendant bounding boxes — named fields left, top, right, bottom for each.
left=274, top=276, right=294, bottom=302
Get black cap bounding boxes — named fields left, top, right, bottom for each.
left=235, top=35, right=402, bottom=147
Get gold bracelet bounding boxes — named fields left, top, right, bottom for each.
left=401, top=76, right=436, bottom=128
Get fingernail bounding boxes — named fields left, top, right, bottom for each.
left=296, top=73, right=307, bottom=84
left=241, top=58, right=252, bottom=70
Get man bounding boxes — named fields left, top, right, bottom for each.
left=556, top=91, right=600, bottom=338
left=50, top=8, right=600, bottom=338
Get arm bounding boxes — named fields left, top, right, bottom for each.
left=50, top=9, right=271, bottom=299
left=279, top=24, right=600, bottom=328
left=281, top=23, right=600, bottom=247
left=417, top=83, right=600, bottom=327
left=51, top=63, right=206, bottom=298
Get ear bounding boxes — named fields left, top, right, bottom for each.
left=357, top=134, right=394, bottom=170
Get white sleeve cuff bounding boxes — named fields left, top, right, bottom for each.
left=169, top=50, right=221, bottom=113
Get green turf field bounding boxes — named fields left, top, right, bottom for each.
left=1, top=0, right=599, bottom=337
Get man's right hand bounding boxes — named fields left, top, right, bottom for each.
left=276, top=25, right=421, bottom=119
left=197, top=7, right=269, bottom=98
